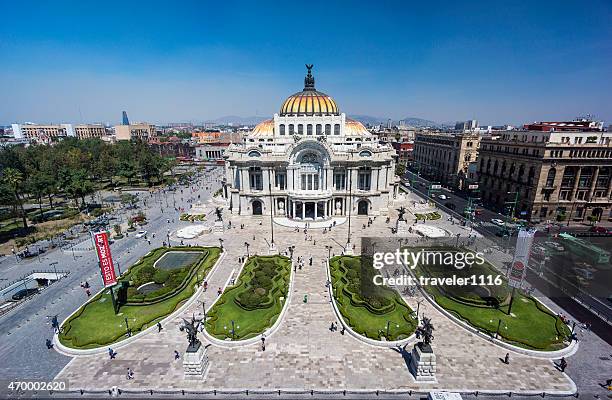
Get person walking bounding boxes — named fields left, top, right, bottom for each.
left=108, top=348, right=116, bottom=359
left=157, top=322, right=163, bottom=333
left=174, top=350, right=180, bottom=360
left=46, top=339, right=53, bottom=349
left=126, top=368, right=134, bottom=380
left=559, top=357, right=567, bottom=372
left=504, top=353, right=510, bottom=364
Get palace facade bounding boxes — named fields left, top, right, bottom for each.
left=222, top=66, right=399, bottom=220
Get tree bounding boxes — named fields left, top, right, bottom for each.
left=2, top=168, right=28, bottom=229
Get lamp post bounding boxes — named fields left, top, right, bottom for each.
left=124, top=317, right=130, bottom=337
left=166, top=229, right=171, bottom=247
left=50, top=261, right=59, bottom=281
left=219, top=238, right=224, bottom=249
left=346, top=168, right=353, bottom=248
left=200, top=300, right=206, bottom=321
left=325, top=245, right=332, bottom=260
left=268, top=171, right=275, bottom=249
left=386, top=320, right=399, bottom=339
left=415, top=299, right=424, bottom=321
left=244, top=242, right=250, bottom=258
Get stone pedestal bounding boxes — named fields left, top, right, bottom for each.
left=183, top=342, right=209, bottom=379
left=268, top=243, right=279, bottom=255
left=213, top=220, right=224, bottom=233
left=396, top=219, right=409, bottom=235
left=410, top=343, right=437, bottom=382
left=344, top=242, right=354, bottom=255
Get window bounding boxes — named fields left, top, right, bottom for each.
left=301, top=173, right=319, bottom=190
left=316, top=124, right=322, bottom=135
left=325, top=124, right=331, bottom=135
left=546, top=168, right=556, bottom=187
left=358, top=167, right=371, bottom=191
left=249, top=167, right=263, bottom=191
left=289, top=124, right=295, bottom=135
left=275, top=171, right=286, bottom=190
left=307, top=124, right=313, bottom=135
left=334, top=124, right=340, bottom=135
left=279, top=124, right=285, bottom=135
left=334, top=170, right=346, bottom=190
left=298, top=124, right=304, bottom=135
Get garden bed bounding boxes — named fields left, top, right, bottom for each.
left=329, top=256, right=417, bottom=341
left=205, top=255, right=291, bottom=340
left=58, top=246, right=221, bottom=349
left=410, top=246, right=571, bottom=350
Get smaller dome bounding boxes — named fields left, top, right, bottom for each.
left=250, top=119, right=274, bottom=137
left=344, top=118, right=371, bottom=136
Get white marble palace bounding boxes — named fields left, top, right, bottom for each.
left=222, top=65, right=399, bottom=221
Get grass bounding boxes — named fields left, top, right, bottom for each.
left=329, top=256, right=417, bottom=341
left=58, top=246, right=221, bottom=349
left=415, top=212, right=441, bottom=221
left=409, top=246, right=571, bottom=350
left=205, top=255, right=291, bottom=341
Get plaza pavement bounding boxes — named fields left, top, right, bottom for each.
left=55, top=200, right=576, bottom=394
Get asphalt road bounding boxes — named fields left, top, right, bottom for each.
left=0, top=166, right=223, bottom=381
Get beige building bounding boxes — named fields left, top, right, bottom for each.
left=114, top=123, right=157, bottom=141
left=12, top=124, right=68, bottom=143
left=477, top=130, right=612, bottom=223
left=413, top=132, right=480, bottom=189
left=72, top=124, right=106, bottom=139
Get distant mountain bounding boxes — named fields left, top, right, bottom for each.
left=400, top=117, right=439, bottom=127
left=348, top=115, right=387, bottom=126
left=205, top=116, right=268, bottom=126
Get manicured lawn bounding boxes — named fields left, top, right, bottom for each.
left=58, top=246, right=221, bottom=349
left=329, top=256, right=417, bottom=341
left=410, top=246, right=571, bottom=350
left=205, top=255, right=291, bottom=340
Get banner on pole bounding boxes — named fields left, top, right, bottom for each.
left=93, top=231, right=117, bottom=287
left=508, top=229, right=535, bottom=288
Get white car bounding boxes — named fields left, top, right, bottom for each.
left=491, top=218, right=505, bottom=226
left=438, top=194, right=447, bottom=200
left=135, top=230, right=147, bottom=239
left=544, top=241, right=564, bottom=252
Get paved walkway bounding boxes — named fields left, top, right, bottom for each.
left=55, top=202, right=575, bottom=392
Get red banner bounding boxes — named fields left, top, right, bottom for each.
left=93, top=231, right=117, bottom=287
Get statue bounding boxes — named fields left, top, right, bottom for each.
left=304, top=64, right=315, bottom=89
left=397, top=206, right=406, bottom=222
left=179, top=314, right=201, bottom=350
left=215, top=207, right=223, bottom=222
left=415, top=316, right=435, bottom=349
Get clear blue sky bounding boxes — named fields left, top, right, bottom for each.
left=1, top=0, right=610, bottom=126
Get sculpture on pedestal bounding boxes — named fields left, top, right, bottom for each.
left=415, top=316, right=435, bottom=349
left=179, top=314, right=201, bottom=350
left=215, top=207, right=223, bottom=222
left=410, top=315, right=437, bottom=382
left=397, top=206, right=406, bottom=222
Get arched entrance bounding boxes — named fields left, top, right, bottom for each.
left=252, top=200, right=262, bottom=215
left=357, top=200, right=369, bottom=215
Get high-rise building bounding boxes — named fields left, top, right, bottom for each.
left=122, top=111, right=130, bottom=125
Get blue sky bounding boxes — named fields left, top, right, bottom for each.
left=1, top=0, right=610, bottom=126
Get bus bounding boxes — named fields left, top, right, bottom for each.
left=558, top=233, right=611, bottom=267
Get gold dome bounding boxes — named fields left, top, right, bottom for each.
left=279, top=64, right=339, bottom=117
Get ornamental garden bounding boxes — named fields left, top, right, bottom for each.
left=205, top=255, right=291, bottom=340
left=329, top=256, right=418, bottom=341
left=59, top=246, right=221, bottom=349
left=410, top=247, right=571, bottom=351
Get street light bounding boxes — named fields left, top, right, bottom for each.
left=244, top=242, right=250, bottom=258
left=219, top=238, right=224, bottom=249
left=386, top=320, right=399, bottom=339
left=166, top=229, right=171, bottom=247
left=325, top=245, right=332, bottom=260
left=50, top=261, right=59, bottom=281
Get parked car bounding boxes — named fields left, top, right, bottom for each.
left=11, top=288, right=39, bottom=301
left=491, top=218, right=505, bottom=226
left=589, top=226, right=611, bottom=235
left=135, top=230, right=147, bottom=239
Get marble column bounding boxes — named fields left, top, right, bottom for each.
left=315, top=202, right=318, bottom=219
left=324, top=201, right=328, bottom=218
left=588, top=167, right=599, bottom=201
left=570, top=167, right=582, bottom=201
left=292, top=201, right=296, bottom=218
left=302, top=202, right=305, bottom=220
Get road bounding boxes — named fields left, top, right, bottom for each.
left=0, top=166, right=223, bottom=380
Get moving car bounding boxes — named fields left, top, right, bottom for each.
left=11, top=288, right=39, bottom=301
left=437, top=194, right=448, bottom=200
left=135, top=230, right=148, bottom=239
left=543, top=241, right=565, bottom=252
left=491, top=218, right=505, bottom=226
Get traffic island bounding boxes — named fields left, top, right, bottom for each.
left=328, top=256, right=417, bottom=341
left=58, top=246, right=221, bottom=349
left=205, top=255, right=291, bottom=341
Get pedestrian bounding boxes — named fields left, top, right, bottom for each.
left=126, top=368, right=134, bottom=380
left=46, top=338, right=53, bottom=349
left=174, top=350, right=180, bottom=360
left=157, top=322, right=163, bottom=332
left=340, top=326, right=345, bottom=335
left=504, top=353, right=510, bottom=364
left=86, top=289, right=91, bottom=297
left=309, top=257, right=313, bottom=266
left=217, top=287, right=222, bottom=296
left=559, top=357, right=567, bottom=372
left=108, top=348, right=116, bottom=359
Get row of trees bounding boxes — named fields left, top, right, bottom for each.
left=0, top=138, right=174, bottom=229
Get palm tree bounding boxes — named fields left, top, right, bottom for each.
left=2, top=168, right=28, bottom=229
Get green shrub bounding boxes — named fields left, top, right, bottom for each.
left=153, top=269, right=170, bottom=284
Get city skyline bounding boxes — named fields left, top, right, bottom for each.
left=1, top=0, right=611, bottom=126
